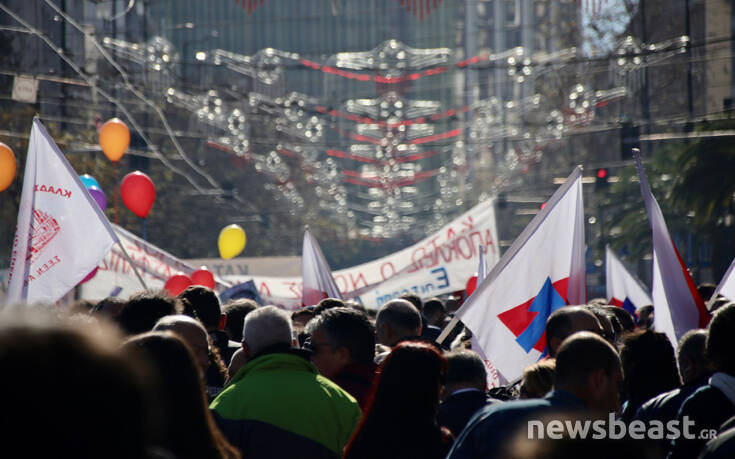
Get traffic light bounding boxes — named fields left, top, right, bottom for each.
left=595, top=168, right=609, bottom=190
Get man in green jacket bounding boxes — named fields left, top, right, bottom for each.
left=211, top=305, right=362, bottom=458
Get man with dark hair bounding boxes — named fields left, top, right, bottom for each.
left=448, top=332, right=622, bottom=459
left=634, top=329, right=709, bottom=455
left=313, top=297, right=346, bottom=316
left=603, top=304, right=636, bottom=333
left=423, top=297, right=446, bottom=327
left=438, top=350, right=497, bottom=436
left=637, top=305, right=654, bottom=329
left=545, top=306, right=603, bottom=357
left=223, top=298, right=258, bottom=342
left=118, top=290, right=181, bottom=335
left=305, top=307, right=377, bottom=408
left=375, top=299, right=422, bottom=347
left=586, top=306, right=617, bottom=344
left=178, top=285, right=239, bottom=365
left=670, top=303, right=735, bottom=459
left=398, top=292, right=423, bottom=314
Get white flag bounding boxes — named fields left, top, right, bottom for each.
left=711, top=257, right=735, bottom=304
left=4, top=118, right=118, bottom=306
left=301, top=228, right=343, bottom=306
left=633, top=149, right=709, bottom=344
left=605, top=246, right=652, bottom=316
left=456, top=167, right=585, bottom=382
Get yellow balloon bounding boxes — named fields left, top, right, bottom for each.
left=99, top=118, right=130, bottom=162
left=218, top=224, right=246, bottom=259
left=0, top=142, right=16, bottom=192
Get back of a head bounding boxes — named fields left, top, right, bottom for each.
left=423, top=297, right=445, bottom=323
left=636, top=305, right=654, bottom=329
left=153, top=314, right=207, bottom=335
left=602, top=305, right=636, bottom=333
left=307, top=307, right=375, bottom=364
left=445, top=349, right=487, bottom=391
left=119, top=290, right=180, bottom=335
left=545, top=306, right=600, bottom=357
left=242, top=305, right=293, bottom=357
left=677, top=329, right=708, bottom=383
left=92, top=296, right=125, bottom=319
left=521, top=359, right=557, bottom=399
left=313, top=298, right=346, bottom=315
left=398, top=292, right=423, bottom=313
left=706, top=302, right=735, bottom=375
left=369, top=341, right=447, bottom=422
left=0, top=312, right=148, bottom=458
left=554, top=331, right=620, bottom=393
left=376, top=299, right=422, bottom=342
left=698, top=283, right=717, bottom=303
left=586, top=306, right=617, bottom=343
left=619, top=330, right=680, bottom=405
left=178, top=286, right=221, bottom=330
left=223, top=299, right=258, bottom=342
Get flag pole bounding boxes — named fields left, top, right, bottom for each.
left=115, top=240, right=148, bottom=290
left=436, top=316, right=460, bottom=345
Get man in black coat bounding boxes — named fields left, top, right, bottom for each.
left=438, top=350, right=498, bottom=437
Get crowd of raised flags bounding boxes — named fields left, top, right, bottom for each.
left=5, top=117, right=735, bottom=388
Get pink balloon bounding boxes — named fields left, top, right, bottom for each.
left=191, top=266, right=215, bottom=289
left=79, top=267, right=98, bottom=284
left=164, top=272, right=193, bottom=296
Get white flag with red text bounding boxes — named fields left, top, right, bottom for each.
left=301, top=228, right=343, bottom=306
left=4, top=118, right=118, bottom=306
left=456, top=166, right=586, bottom=382
left=634, top=149, right=709, bottom=344
left=606, top=246, right=652, bottom=316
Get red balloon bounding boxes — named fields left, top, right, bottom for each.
left=121, top=171, right=156, bottom=218
left=79, top=267, right=98, bottom=284
left=465, top=275, right=478, bottom=297
left=191, top=266, right=215, bottom=289
left=164, top=273, right=193, bottom=296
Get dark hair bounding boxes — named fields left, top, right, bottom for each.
left=91, top=296, right=125, bottom=319
left=697, top=283, right=717, bottom=302
left=308, top=307, right=375, bottom=364
left=178, top=286, right=222, bottom=330
left=619, top=330, right=680, bottom=412
left=602, top=305, right=636, bottom=333
left=119, top=290, right=181, bottom=335
left=636, top=305, right=654, bottom=329
left=122, top=332, right=240, bottom=459
left=377, top=299, right=422, bottom=335
left=445, top=350, right=487, bottom=389
left=398, top=292, right=423, bottom=313
left=223, top=299, right=258, bottom=342
left=313, top=297, right=346, bottom=315
left=344, top=342, right=451, bottom=459
left=677, top=329, right=708, bottom=384
left=706, top=302, right=735, bottom=374
left=545, top=306, right=599, bottom=357
left=586, top=306, right=617, bottom=343
left=423, top=297, right=445, bottom=319
left=0, top=314, right=148, bottom=458
left=555, top=332, right=621, bottom=390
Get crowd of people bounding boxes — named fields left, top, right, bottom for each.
left=3, top=284, right=735, bottom=459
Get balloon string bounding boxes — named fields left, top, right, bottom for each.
left=114, top=161, right=119, bottom=225
left=142, top=218, right=147, bottom=241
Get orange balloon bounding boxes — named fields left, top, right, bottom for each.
left=99, top=118, right=130, bottom=162
left=0, top=142, right=16, bottom=192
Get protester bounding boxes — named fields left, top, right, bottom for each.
left=210, top=306, right=361, bottom=458
left=122, top=331, right=241, bottom=459
left=447, top=332, right=622, bottom=459
left=375, top=298, right=422, bottom=347
left=313, top=297, right=347, bottom=315
left=669, top=303, right=735, bottom=458
left=179, top=285, right=239, bottom=365
left=344, top=341, right=453, bottom=459
left=422, top=297, right=446, bottom=341
left=91, top=296, right=125, bottom=320
left=634, top=329, right=709, bottom=455
left=304, top=307, right=377, bottom=408
left=118, top=290, right=181, bottom=335
left=587, top=306, right=617, bottom=344
left=222, top=299, right=258, bottom=342
left=438, top=349, right=498, bottom=436
left=520, top=359, right=557, bottom=399
left=618, top=330, right=680, bottom=422
left=544, top=306, right=603, bottom=357
left=603, top=304, right=636, bottom=333
left=637, top=305, right=654, bottom=330
left=0, top=310, right=149, bottom=458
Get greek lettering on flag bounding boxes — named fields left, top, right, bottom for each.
left=5, top=118, right=118, bottom=306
